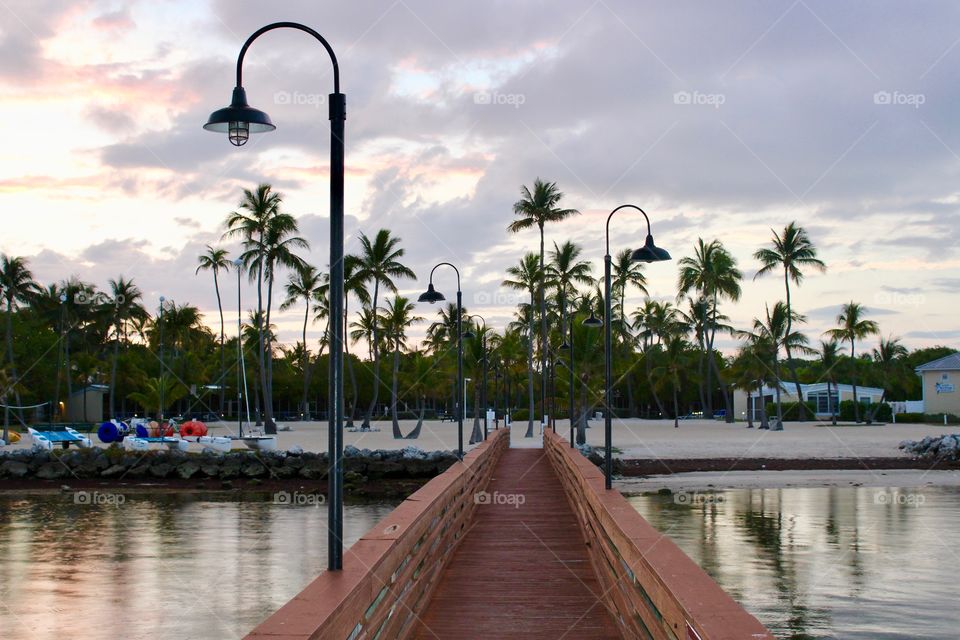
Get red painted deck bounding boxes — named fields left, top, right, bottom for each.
left=411, top=446, right=621, bottom=639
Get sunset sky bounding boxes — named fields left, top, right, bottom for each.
left=2, top=0, right=959, bottom=354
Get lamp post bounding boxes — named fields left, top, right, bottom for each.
left=158, top=296, right=166, bottom=422
left=601, top=205, right=670, bottom=489
left=204, top=21, right=347, bottom=571
left=463, top=314, right=489, bottom=440
left=418, top=263, right=463, bottom=458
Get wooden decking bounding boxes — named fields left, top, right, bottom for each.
left=411, top=446, right=621, bottom=640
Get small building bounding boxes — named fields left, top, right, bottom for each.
left=733, top=380, right=884, bottom=422
left=915, top=353, right=960, bottom=416
left=65, top=384, right=109, bottom=423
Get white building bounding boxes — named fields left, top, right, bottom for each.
left=733, top=380, right=885, bottom=421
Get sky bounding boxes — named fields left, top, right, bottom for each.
left=2, top=0, right=959, bottom=355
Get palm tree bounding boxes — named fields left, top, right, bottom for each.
left=355, top=229, right=415, bottom=429
left=281, top=263, right=323, bottom=420
left=868, top=335, right=908, bottom=423
left=105, top=277, right=146, bottom=417
left=343, top=255, right=370, bottom=427
left=226, top=184, right=307, bottom=433
left=632, top=299, right=680, bottom=418
left=0, top=255, right=40, bottom=417
left=503, top=253, right=542, bottom=437
left=677, top=239, right=742, bottom=419
left=819, top=340, right=841, bottom=425
left=381, top=296, right=422, bottom=438
left=824, top=301, right=879, bottom=423
left=652, top=333, right=691, bottom=428
left=195, top=245, right=231, bottom=413
left=128, top=375, right=188, bottom=420
left=754, top=222, right=827, bottom=420
left=402, top=350, right=437, bottom=439
left=509, top=179, right=580, bottom=430
left=741, top=302, right=814, bottom=430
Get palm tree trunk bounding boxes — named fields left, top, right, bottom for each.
left=344, top=301, right=357, bottom=428
left=830, top=378, right=838, bottom=425
left=746, top=387, right=754, bottom=428
left=5, top=298, right=23, bottom=422
left=783, top=273, right=807, bottom=420
left=538, top=223, right=546, bottom=431
left=673, top=382, right=679, bottom=428
left=406, top=395, right=424, bottom=439
left=301, top=300, right=310, bottom=420
left=470, top=387, right=482, bottom=444
left=772, top=356, right=784, bottom=431
left=391, top=344, right=402, bottom=438
left=759, top=384, right=769, bottom=429
left=525, top=290, right=535, bottom=438
left=576, top=375, right=588, bottom=445
left=215, top=270, right=225, bottom=415
left=264, top=271, right=277, bottom=433
left=645, top=347, right=667, bottom=418
left=850, top=339, right=860, bottom=423
left=364, top=282, right=381, bottom=428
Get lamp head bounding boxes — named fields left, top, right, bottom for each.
left=417, top=283, right=445, bottom=304
left=559, top=340, right=570, bottom=351
left=462, top=330, right=476, bottom=340
left=203, top=87, right=276, bottom=147
left=583, top=313, right=603, bottom=328
left=630, top=234, right=671, bottom=263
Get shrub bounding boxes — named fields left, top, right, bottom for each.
left=894, top=412, right=925, bottom=423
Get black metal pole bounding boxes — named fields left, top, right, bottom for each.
left=604, top=254, right=613, bottom=490
left=159, top=298, right=165, bottom=422
left=237, top=265, right=243, bottom=438
left=569, top=314, right=575, bottom=448
left=456, top=289, right=463, bottom=459
left=328, top=91, right=346, bottom=571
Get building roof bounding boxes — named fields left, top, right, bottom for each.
left=915, top=352, right=960, bottom=372
left=755, top=380, right=883, bottom=396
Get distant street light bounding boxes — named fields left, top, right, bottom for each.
left=464, top=313, right=489, bottom=440
left=418, top=263, right=464, bottom=458
left=204, top=21, right=348, bottom=572
left=600, top=205, right=670, bottom=490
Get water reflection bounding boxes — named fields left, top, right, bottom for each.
left=0, top=494, right=398, bottom=640
left=628, top=486, right=960, bottom=640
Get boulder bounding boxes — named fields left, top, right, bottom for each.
left=241, top=461, right=267, bottom=477
left=1, top=460, right=29, bottom=478
left=36, top=462, right=68, bottom=480
left=101, top=464, right=127, bottom=478
left=176, top=461, right=200, bottom=479
left=149, top=463, right=173, bottom=478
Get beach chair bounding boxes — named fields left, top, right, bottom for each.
left=28, top=426, right=92, bottom=451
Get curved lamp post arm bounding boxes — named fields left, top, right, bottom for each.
left=429, top=262, right=461, bottom=291
left=605, top=204, right=652, bottom=257
left=236, top=22, right=340, bottom=93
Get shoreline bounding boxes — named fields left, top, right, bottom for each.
left=617, top=468, right=960, bottom=492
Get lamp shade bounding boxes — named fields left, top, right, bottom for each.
left=583, top=313, right=603, bottom=328
left=417, top=283, right=446, bottom=304
left=204, top=87, right=275, bottom=146
left=559, top=340, right=570, bottom=351
left=630, top=234, right=671, bottom=263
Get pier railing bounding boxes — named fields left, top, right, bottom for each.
left=543, top=429, right=774, bottom=640
left=245, top=428, right=508, bottom=640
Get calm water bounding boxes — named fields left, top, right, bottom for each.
left=0, top=494, right=398, bottom=640
left=628, top=486, right=960, bottom=639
